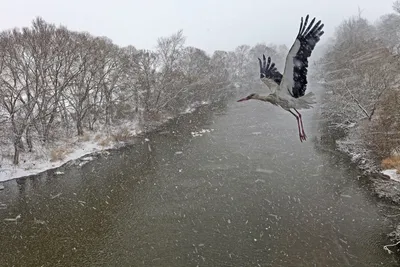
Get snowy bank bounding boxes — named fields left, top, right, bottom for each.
left=180, top=100, right=210, bottom=114
left=0, top=139, right=112, bottom=182
left=332, top=122, right=400, bottom=254
left=0, top=103, right=210, bottom=184
left=335, top=124, right=380, bottom=174
left=381, top=169, right=400, bottom=183
left=0, top=120, right=141, bottom=183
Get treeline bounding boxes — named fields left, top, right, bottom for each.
left=316, top=1, right=400, bottom=159
left=0, top=17, right=287, bottom=165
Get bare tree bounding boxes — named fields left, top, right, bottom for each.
left=37, top=24, right=82, bottom=142
left=393, top=0, right=400, bottom=14
left=62, top=33, right=104, bottom=136
left=130, top=49, right=157, bottom=116
left=96, top=38, right=127, bottom=126
left=0, top=29, right=38, bottom=164
left=153, top=30, right=186, bottom=113
left=118, top=45, right=140, bottom=118
left=159, top=46, right=211, bottom=111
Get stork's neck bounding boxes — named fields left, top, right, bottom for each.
left=254, top=94, right=274, bottom=102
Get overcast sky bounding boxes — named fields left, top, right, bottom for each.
left=0, top=0, right=395, bottom=54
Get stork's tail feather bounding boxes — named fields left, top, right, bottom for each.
left=302, top=92, right=316, bottom=104
left=296, top=92, right=316, bottom=109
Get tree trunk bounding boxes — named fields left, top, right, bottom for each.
left=43, top=119, right=52, bottom=143
left=105, top=91, right=112, bottom=126
left=13, top=138, right=21, bottom=165
left=17, top=137, right=24, bottom=152
left=77, top=118, right=84, bottom=136
left=105, top=105, right=112, bottom=125
left=88, top=115, right=96, bottom=131
left=26, top=126, right=33, bottom=152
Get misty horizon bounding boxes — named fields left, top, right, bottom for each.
left=0, top=0, right=395, bottom=54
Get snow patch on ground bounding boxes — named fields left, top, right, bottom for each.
left=180, top=101, right=210, bottom=114
left=337, top=127, right=400, bottom=183
left=335, top=127, right=379, bottom=173
left=0, top=137, right=115, bottom=183
left=381, top=169, right=400, bottom=183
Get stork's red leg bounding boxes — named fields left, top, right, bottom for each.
left=289, top=110, right=304, bottom=142
left=294, top=108, right=306, bottom=140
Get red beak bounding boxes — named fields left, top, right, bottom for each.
left=237, top=98, right=248, bottom=102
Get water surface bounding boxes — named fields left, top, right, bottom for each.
left=0, top=93, right=398, bottom=266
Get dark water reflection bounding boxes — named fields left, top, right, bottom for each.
left=0, top=97, right=399, bottom=266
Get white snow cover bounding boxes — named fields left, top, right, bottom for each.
left=335, top=125, right=379, bottom=174
left=0, top=121, right=140, bottom=182
left=180, top=100, right=210, bottom=114
left=381, top=169, right=400, bottom=183
left=1, top=141, right=105, bottom=182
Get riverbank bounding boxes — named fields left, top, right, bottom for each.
left=331, top=123, right=400, bottom=253
left=0, top=101, right=211, bottom=185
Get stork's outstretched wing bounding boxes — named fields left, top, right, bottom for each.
left=258, top=55, right=282, bottom=92
left=280, top=15, right=324, bottom=98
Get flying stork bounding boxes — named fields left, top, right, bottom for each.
left=237, top=14, right=324, bottom=142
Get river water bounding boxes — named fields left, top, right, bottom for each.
left=0, top=87, right=399, bottom=266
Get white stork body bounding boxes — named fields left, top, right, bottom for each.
left=237, top=14, right=324, bottom=142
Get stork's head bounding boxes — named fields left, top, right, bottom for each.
left=237, top=93, right=258, bottom=102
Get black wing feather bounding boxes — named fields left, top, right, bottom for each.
left=258, top=54, right=282, bottom=85
left=292, top=15, right=324, bottom=98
